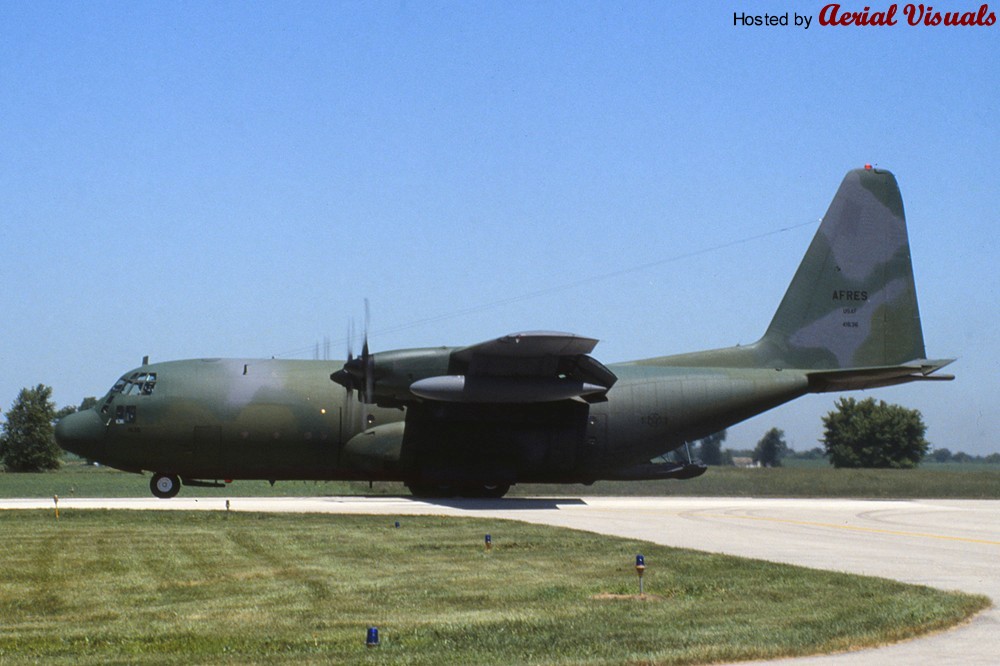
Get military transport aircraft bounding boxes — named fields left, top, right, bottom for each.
left=56, top=167, right=953, bottom=498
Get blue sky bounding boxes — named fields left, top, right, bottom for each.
left=2, top=2, right=997, bottom=455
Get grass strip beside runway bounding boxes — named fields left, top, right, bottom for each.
left=4, top=462, right=1000, bottom=499
left=0, top=510, right=987, bottom=665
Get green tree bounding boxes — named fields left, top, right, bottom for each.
left=753, top=427, right=788, bottom=467
left=696, top=429, right=727, bottom=465
left=792, top=446, right=826, bottom=461
left=1, top=385, right=62, bottom=472
left=929, top=447, right=952, bottom=463
left=54, top=396, right=98, bottom=422
left=822, top=397, right=928, bottom=469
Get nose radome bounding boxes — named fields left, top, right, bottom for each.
left=55, top=409, right=106, bottom=459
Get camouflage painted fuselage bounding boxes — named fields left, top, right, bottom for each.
left=65, top=357, right=809, bottom=484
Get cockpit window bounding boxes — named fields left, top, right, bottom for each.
left=107, top=373, right=157, bottom=398
left=103, top=372, right=156, bottom=422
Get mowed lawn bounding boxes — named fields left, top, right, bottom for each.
left=0, top=510, right=987, bottom=665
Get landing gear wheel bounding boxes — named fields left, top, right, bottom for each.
left=477, top=483, right=510, bottom=499
left=458, top=483, right=511, bottom=499
left=150, top=473, right=181, bottom=499
left=405, top=482, right=457, bottom=498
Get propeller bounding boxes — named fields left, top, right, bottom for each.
left=331, top=319, right=358, bottom=394
left=331, top=300, right=376, bottom=430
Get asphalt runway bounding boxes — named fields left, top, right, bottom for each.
left=4, top=495, right=997, bottom=664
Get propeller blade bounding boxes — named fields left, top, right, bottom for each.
left=359, top=298, right=373, bottom=404
left=331, top=300, right=376, bottom=416
left=363, top=298, right=370, bottom=347
left=347, top=319, right=355, bottom=363
left=361, top=298, right=373, bottom=428
left=364, top=348, right=374, bottom=405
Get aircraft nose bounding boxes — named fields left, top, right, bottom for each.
left=55, top=409, right=106, bottom=459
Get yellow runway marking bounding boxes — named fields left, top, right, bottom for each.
left=696, top=513, right=1000, bottom=547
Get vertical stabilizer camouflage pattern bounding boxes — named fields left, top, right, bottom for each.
left=763, top=167, right=925, bottom=369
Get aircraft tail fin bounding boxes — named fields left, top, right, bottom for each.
left=634, top=167, right=952, bottom=381
left=761, top=167, right=929, bottom=370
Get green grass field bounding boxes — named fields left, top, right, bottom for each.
left=0, top=510, right=987, bottom=665
left=3, top=461, right=999, bottom=500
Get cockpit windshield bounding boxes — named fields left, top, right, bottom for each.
left=101, top=372, right=157, bottom=419
left=110, top=372, right=158, bottom=396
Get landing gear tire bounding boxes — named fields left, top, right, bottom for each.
left=405, top=482, right=456, bottom=498
left=150, top=473, right=181, bottom=499
left=474, top=483, right=510, bottom=499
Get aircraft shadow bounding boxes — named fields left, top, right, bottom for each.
left=396, top=496, right=587, bottom=511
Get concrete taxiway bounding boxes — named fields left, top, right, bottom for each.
left=3, top=495, right=997, bottom=664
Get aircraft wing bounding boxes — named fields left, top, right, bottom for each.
left=411, top=331, right=618, bottom=404
left=453, top=330, right=601, bottom=360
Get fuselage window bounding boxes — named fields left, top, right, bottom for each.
left=115, top=405, right=137, bottom=425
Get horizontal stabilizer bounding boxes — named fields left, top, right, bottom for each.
left=806, top=358, right=955, bottom=392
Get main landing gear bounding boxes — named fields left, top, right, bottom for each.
left=150, top=473, right=181, bottom=499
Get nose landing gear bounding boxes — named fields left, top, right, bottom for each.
left=150, top=473, right=181, bottom=499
